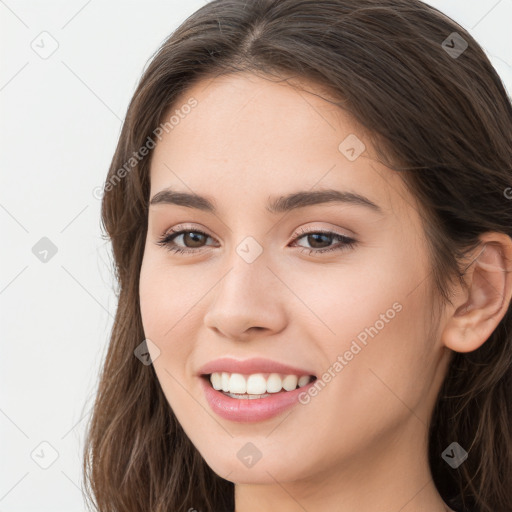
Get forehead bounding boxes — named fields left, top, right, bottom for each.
left=149, top=72, right=413, bottom=219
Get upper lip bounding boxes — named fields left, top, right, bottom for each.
left=198, top=357, right=316, bottom=377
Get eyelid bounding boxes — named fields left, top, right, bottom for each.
left=162, top=223, right=216, bottom=239
left=156, top=222, right=358, bottom=256
left=159, top=223, right=351, bottom=243
left=291, top=224, right=354, bottom=240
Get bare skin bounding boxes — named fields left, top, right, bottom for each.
left=139, top=72, right=512, bottom=512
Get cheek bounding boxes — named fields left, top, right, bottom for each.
left=139, top=251, right=217, bottom=377
left=139, top=258, right=169, bottom=338
left=139, top=255, right=201, bottom=417
left=284, top=257, right=409, bottom=346
left=139, top=254, right=190, bottom=362
left=286, top=248, right=433, bottom=388
left=139, top=251, right=198, bottom=336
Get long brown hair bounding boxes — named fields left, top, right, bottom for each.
left=82, top=1, right=512, bottom=510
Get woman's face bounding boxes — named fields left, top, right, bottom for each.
left=139, top=72, right=451, bottom=488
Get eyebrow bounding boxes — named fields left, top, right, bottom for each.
left=149, top=188, right=382, bottom=215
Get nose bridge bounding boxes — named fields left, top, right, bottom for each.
left=203, top=238, right=286, bottom=338
left=218, top=232, right=271, bottom=299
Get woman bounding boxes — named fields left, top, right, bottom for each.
left=83, top=1, right=512, bottom=511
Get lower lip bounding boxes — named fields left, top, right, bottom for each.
left=200, top=376, right=316, bottom=423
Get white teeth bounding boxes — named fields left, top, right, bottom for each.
left=221, top=372, right=230, bottom=392
left=208, top=371, right=313, bottom=395
left=211, top=372, right=222, bottom=390
left=298, top=375, right=310, bottom=387
left=266, top=373, right=283, bottom=393
left=282, top=375, right=298, bottom=391
left=246, top=374, right=267, bottom=394
left=229, top=373, right=246, bottom=394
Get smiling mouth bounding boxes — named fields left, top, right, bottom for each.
left=201, top=372, right=317, bottom=399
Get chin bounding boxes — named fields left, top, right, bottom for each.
left=201, top=448, right=310, bottom=485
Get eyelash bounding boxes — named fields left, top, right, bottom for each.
left=156, top=225, right=357, bottom=256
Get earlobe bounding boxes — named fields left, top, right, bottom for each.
left=441, top=235, right=512, bottom=354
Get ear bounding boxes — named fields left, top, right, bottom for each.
left=441, top=233, right=512, bottom=353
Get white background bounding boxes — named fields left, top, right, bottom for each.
left=1, top=1, right=511, bottom=510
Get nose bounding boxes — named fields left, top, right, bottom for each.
left=203, top=252, right=288, bottom=341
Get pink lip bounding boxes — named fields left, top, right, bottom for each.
left=197, top=357, right=316, bottom=377
left=200, top=376, right=316, bottom=423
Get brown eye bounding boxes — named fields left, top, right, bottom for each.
left=181, top=231, right=208, bottom=248
left=291, top=229, right=357, bottom=256
left=156, top=228, right=218, bottom=254
left=304, top=233, right=333, bottom=249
